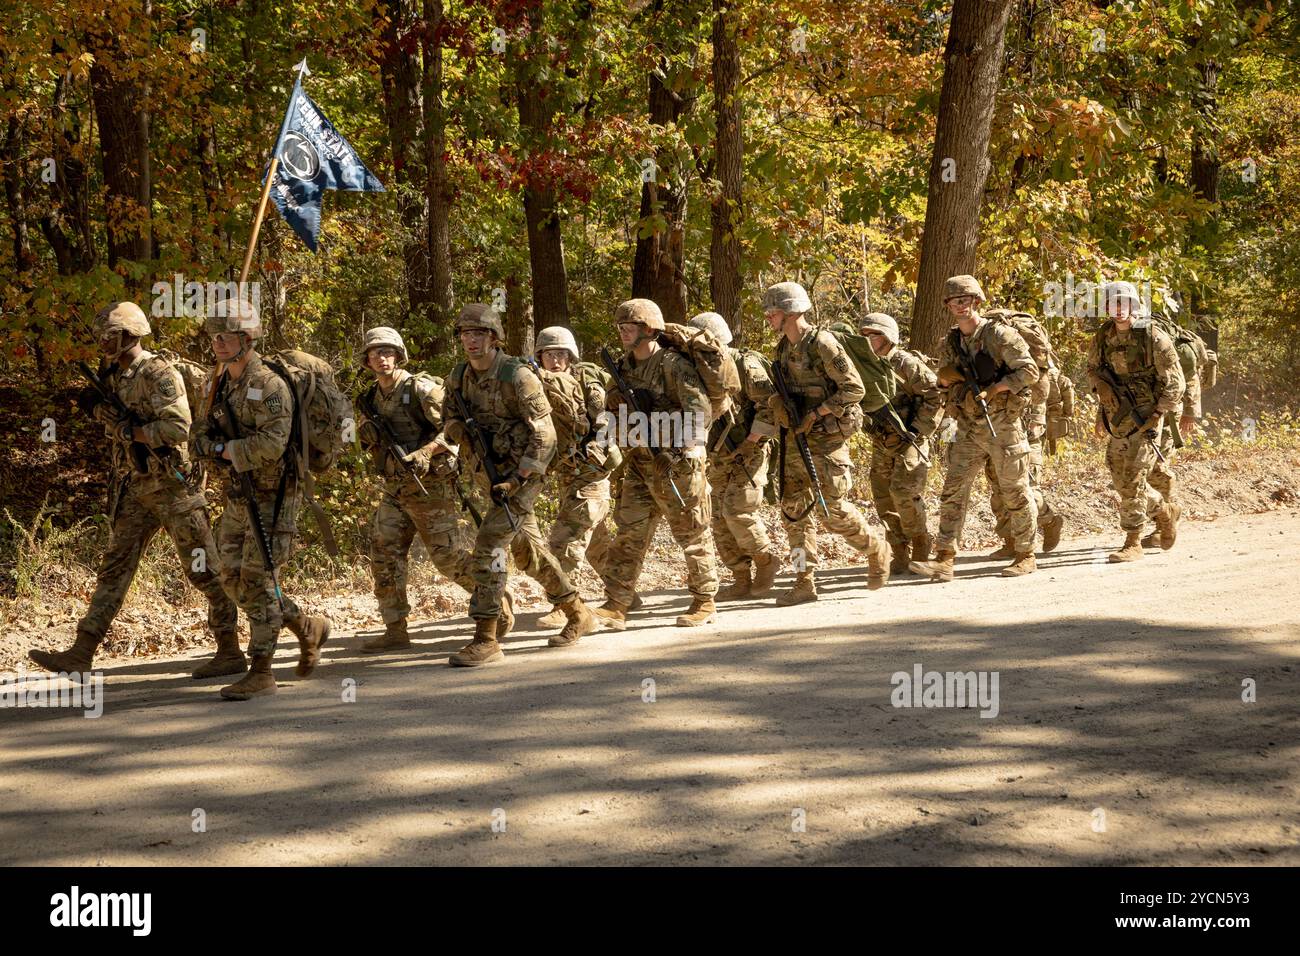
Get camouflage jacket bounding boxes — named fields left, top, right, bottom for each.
left=444, top=349, right=557, bottom=479
left=92, top=349, right=194, bottom=486
left=876, top=346, right=942, bottom=441
left=937, top=316, right=1040, bottom=422
left=359, top=369, right=457, bottom=488
left=205, top=353, right=295, bottom=495
left=770, top=326, right=866, bottom=441
left=1086, top=321, right=1185, bottom=423
left=603, top=344, right=712, bottom=460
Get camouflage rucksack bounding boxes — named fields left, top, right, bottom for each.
left=155, top=348, right=209, bottom=417
left=657, top=322, right=742, bottom=422
left=827, top=322, right=896, bottom=414
left=986, top=310, right=1055, bottom=370
left=1151, top=312, right=1217, bottom=390
left=531, top=364, right=590, bottom=462
left=1044, top=367, right=1076, bottom=453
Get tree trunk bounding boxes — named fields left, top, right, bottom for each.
left=632, top=61, right=691, bottom=323
left=38, top=58, right=95, bottom=277
left=89, top=22, right=153, bottom=285
left=515, top=64, right=569, bottom=329
left=910, top=0, right=1014, bottom=355
left=710, top=0, right=744, bottom=343
left=422, top=0, right=454, bottom=356
left=1188, top=57, right=1221, bottom=349
left=504, top=270, right=533, bottom=359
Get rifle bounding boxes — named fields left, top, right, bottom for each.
left=599, top=346, right=687, bottom=509
left=449, top=384, right=519, bottom=531
left=358, top=389, right=429, bottom=496
left=210, top=373, right=285, bottom=611
left=869, top=404, right=930, bottom=464
left=1093, top=361, right=1167, bottom=465
left=946, top=332, right=998, bottom=439
left=77, top=361, right=188, bottom=484
left=770, top=360, right=829, bottom=521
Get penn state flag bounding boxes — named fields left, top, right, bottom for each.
left=267, top=61, right=384, bottom=252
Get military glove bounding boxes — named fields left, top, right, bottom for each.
left=402, top=447, right=432, bottom=477
left=795, top=410, right=820, bottom=435
left=653, top=452, right=676, bottom=479
left=770, top=400, right=794, bottom=430
left=491, top=476, right=522, bottom=500
left=74, top=386, right=103, bottom=417
left=1139, top=413, right=1163, bottom=435
left=110, top=418, right=134, bottom=443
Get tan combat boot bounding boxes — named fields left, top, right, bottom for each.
left=676, top=597, right=717, bottom=627
left=1108, top=532, right=1144, bottom=563
left=449, top=617, right=504, bottom=667
left=1140, top=528, right=1159, bottom=548
left=220, top=654, right=276, bottom=700
left=867, top=538, right=891, bottom=590
left=628, top=593, right=644, bottom=611
left=776, top=572, right=817, bottom=606
left=1040, top=513, right=1064, bottom=553
left=286, top=614, right=332, bottom=678
left=28, top=628, right=101, bottom=677
left=591, top=599, right=630, bottom=631
left=497, top=591, right=515, bottom=640
left=910, top=533, right=933, bottom=564
left=192, top=631, right=247, bottom=679
left=988, top=539, right=1016, bottom=560
left=361, top=618, right=411, bottom=653
left=1156, top=502, right=1181, bottom=550
left=716, top=566, right=752, bottom=602
left=537, top=605, right=567, bottom=629
left=1000, top=552, right=1036, bottom=577
left=550, top=596, right=597, bottom=647
left=750, top=551, right=779, bottom=596
left=889, top=539, right=911, bottom=575
left=910, top=549, right=955, bottom=583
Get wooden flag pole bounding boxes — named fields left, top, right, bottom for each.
left=239, top=155, right=280, bottom=287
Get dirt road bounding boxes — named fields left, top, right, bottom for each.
left=3, top=510, right=1298, bottom=866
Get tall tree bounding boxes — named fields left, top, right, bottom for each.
left=911, top=0, right=1013, bottom=354
left=709, top=0, right=743, bottom=342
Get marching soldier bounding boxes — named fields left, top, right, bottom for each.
left=688, top=311, right=780, bottom=600
left=1087, top=281, right=1184, bottom=562
left=192, top=299, right=332, bottom=699
left=356, top=326, right=476, bottom=652
left=29, top=302, right=241, bottom=680
left=1144, top=329, right=1200, bottom=548
left=532, top=326, right=619, bottom=629
left=441, top=305, right=597, bottom=665
left=589, top=298, right=720, bottom=628
left=764, top=282, right=891, bottom=605
left=858, top=311, right=941, bottom=574
left=911, top=276, right=1040, bottom=582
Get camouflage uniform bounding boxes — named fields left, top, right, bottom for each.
left=206, top=354, right=312, bottom=658
left=544, top=365, right=614, bottom=574
left=1150, top=365, right=1200, bottom=503
left=443, top=350, right=580, bottom=621
left=54, top=351, right=237, bottom=665
left=598, top=346, right=719, bottom=609
left=867, top=347, right=941, bottom=550
left=708, top=347, right=778, bottom=577
left=772, top=328, right=890, bottom=578
left=1086, top=321, right=1185, bottom=532
left=360, top=368, right=475, bottom=625
left=932, top=318, right=1041, bottom=556
left=985, top=369, right=1062, bottom=545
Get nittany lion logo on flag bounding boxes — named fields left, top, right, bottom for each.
left=267, top=78, right=384, bottom=252
left=280, top=130, right=321, bottom=181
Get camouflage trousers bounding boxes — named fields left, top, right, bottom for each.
left=371, top=477, right=475, bottom=625
left=868, top=438, right=929, bottom=547
left=936, top=412, right=1036, bottom=554
left=708, top=441, right=773, bottom=572
left=546, top=468, right=611, bottom=576
left=1148, top=421, right=1178, bottom=502
left=779, top=437, right=886, bottom=570
left=468, top=477, right=576, bottom=620
left=80, top=474, right=237, bottom=643
left=601, top=449, right=718, bottom=606
left=216, top=488, right=304, bottom=658
left=1105, top=428, right=1164, bottom=532
left=987, top=435, right=1058, bottom=540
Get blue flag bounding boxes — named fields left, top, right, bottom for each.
left=267, top=64, right=384, bottom=252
